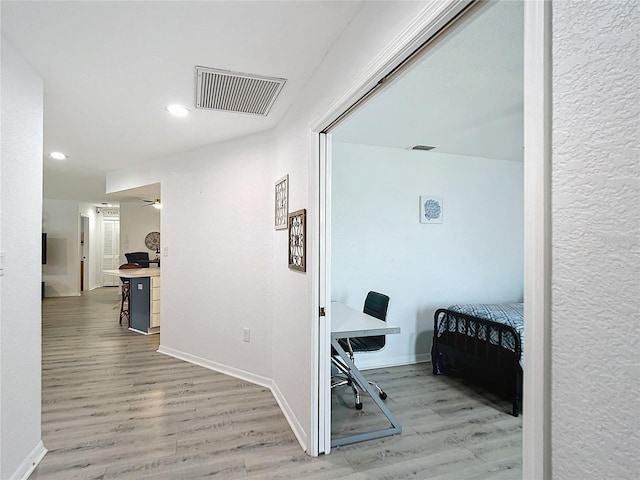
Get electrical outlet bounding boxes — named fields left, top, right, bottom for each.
left=243, top=328, right=250, bottom=343
left=163, top=246, right=169, bottom=257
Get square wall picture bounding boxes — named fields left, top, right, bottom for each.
left=275, top=174, right=289, bottom=230
left=420, top=195, right=443, bottom=224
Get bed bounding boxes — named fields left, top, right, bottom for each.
left=431, top=303, right=523, bottom=416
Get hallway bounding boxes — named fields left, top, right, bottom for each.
left=33, top=288, right=521, bottom=479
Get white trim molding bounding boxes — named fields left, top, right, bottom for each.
left=10, top=441, right=47, bottom=480
left=157, top=345, right=308, bottom=453
left=352, top=354, right=432, bottom=371
left=523, top=0, right=552, bottom=478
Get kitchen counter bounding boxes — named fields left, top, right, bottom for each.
left=104, top=268, right=161, bottom=334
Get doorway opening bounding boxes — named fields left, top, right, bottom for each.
left=314, top=2, right=550, bottom=476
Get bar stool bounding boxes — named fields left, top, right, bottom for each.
left=118, top=263, right=140, bottom=326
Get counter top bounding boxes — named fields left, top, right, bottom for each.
left=103, top=268, right=161, bottom=279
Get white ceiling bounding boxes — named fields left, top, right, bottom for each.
left=2, top=1, right=523, bottom=205
left=1, top=0, right=364, bottom=203
left=332, top=1, right=524, bottom=161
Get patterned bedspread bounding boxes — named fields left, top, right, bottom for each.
left=436, top=303, right=524, bottom=368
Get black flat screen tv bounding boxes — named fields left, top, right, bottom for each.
left=42, top=233, right=47, bottom=264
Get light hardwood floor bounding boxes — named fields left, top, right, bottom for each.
left=33, top=288, right=521, bottom=479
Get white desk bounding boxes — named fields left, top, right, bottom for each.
left=331, top=302, right=402, bottom=447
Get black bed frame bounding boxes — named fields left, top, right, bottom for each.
left=431, top=308, right=523, bottom=416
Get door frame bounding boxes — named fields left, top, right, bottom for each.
left=80, top=214, right=90, bottom=291
left=310, top=0, right=551, bottom=475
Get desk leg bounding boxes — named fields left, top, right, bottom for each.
left=331, top=338, right=402, bottom=447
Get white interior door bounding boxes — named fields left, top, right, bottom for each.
left=102, top=218, right=120, bottom=286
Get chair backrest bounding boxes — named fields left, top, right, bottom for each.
left=363, top=291, right=390, bottom=321
left=355, top=291, right=390, bottom=352
left=119, top=263, right=141, bottom=283
left=119, top=263, right=141, bottom=270
left=125, top=252, right=150, bottom=268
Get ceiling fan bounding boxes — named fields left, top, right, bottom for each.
left=140, top=198, right=162, bottom=209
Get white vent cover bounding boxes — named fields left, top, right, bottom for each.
left=195, top=66, right=286, bottom=116
left=408, top=145, right=437, bottom=151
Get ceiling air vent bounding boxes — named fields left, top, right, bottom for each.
left=408, top=145, right=437, bottom=151
left=195, top=66, right=286, bottom=116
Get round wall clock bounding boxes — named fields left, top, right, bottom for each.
left=145, top=231, right=160, bottom=250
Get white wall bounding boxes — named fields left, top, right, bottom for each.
left=109, top=131, right=277, bottom=385
left=331, top=142, right=523, bottom=367
left=119, top=201, right=161, bottom=265
left=42, top=199, right=81, bottom=297
left=0, top=37, right=47, bottom=480
left=551, top=1, right=639, bottom=478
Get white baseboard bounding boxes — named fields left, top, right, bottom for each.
left=157, top=345, right=308, bottom=452
left=354, top=352, right=431, bottom=371
left=269, top=381, right=308, bottom=451
left=43, top=292, right=81, bottom=298
left=10, top=440, right=47, bottom=480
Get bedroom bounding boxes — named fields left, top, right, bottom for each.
left=329, top=0, right=524, bottom=424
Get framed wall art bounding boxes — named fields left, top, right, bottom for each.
left=288, top=208, right=306, bottom=272
left=275, top=174, right=289, bottom=230
left=420, top=195, right=443, bottom=224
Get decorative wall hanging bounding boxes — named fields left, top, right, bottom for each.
left=288, top=208, right=306, bottom=272
left=275, top=174, right=289, bottom=230
left=420, top=195, right=443, bottom=224
left=145, top=231, right=161, bottom=250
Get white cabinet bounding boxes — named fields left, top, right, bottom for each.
left=151, top=275, right=161, bottom=328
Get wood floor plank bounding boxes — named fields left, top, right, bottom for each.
left=34, top=288, right=521, bottom=479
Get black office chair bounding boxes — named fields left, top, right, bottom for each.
left=331, top=291, right=390, bottom=410
left=125, top=252, right=150, bottom=268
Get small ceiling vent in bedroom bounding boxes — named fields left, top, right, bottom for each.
left=195, top=66, right=287, bottom=116
left=408, top=145, right=437, bottom=151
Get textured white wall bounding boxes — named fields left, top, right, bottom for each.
left=551, top=1, right=640, bottom=478
left=331, top=143, right=524, bottom=368
left=0, top=37, right=46, bottom=479
left=159, top=133, right=276, bottom=380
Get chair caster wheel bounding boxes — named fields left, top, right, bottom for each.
left=379, top=392, right=387, bottom=400
left=355, top=402, right=363, bottom=410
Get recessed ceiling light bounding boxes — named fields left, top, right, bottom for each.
left=49, top=151, right=67, bottom=160
left=166, top=104, right=190, bottom=117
